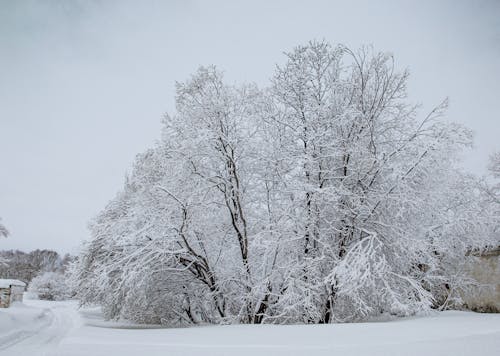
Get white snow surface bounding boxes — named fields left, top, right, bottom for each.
left=0, top=300, right=80, bottom=355
left=0, top=279, right=26, bottom=288
left=0, top=299, right=499, bottom=356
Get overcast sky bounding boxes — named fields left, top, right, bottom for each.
left=1, top=0, right=499, bottom=254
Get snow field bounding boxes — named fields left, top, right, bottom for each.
left=54, top=309, right=500, bottom=356
left=1, top=300, right=500, bottom=356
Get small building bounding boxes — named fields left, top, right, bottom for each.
left=0, top=279, right=26, bottom=308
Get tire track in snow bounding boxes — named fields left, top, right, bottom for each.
left=0, top=302, right=79, bottom=356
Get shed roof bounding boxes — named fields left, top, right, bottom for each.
left=0, top=279, right=26, bottom=288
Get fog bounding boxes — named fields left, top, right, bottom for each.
left=1, top=0, right=499, bottom=253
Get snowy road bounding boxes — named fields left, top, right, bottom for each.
left=1, top=300, right=500, bottom=356
left=0, top=300, right=80, bottom=356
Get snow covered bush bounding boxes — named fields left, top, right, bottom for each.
left=29, top=272, right=71, bottom=301
left=73, top=41, right=498, bottom=325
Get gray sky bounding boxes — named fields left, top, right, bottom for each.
left=1, top=0, right=499, bottom=254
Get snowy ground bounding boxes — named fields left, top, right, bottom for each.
left=1, top=299, right=499, bottom=356
left=0, top=299, right=80, bottom=355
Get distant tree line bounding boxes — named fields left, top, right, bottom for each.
left=0, top=249, right=73, bottom=284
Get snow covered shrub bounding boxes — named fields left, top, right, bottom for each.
left=73, top=40, right=498, bottom=325
left=29, top=272, right=71, bottom=301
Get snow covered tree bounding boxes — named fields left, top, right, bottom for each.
left=73, top=40, right=495, bottom=325
left=478, top=152, right=500, bottom=250
left=0, top=219, right=8, bottom=266
left=0, top=249, right=69, bottom=283
left=266, top=41, right=481, bottom=322
left=72, top=69, right=277, bottom=324
left=29, top=271, right=71, bottom=301
left=486, top=152, right=500, bottom=206
left=0, top=218, right=8, bottom=238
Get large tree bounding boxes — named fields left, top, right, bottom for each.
left=72, top=41, right=496, bottom=325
